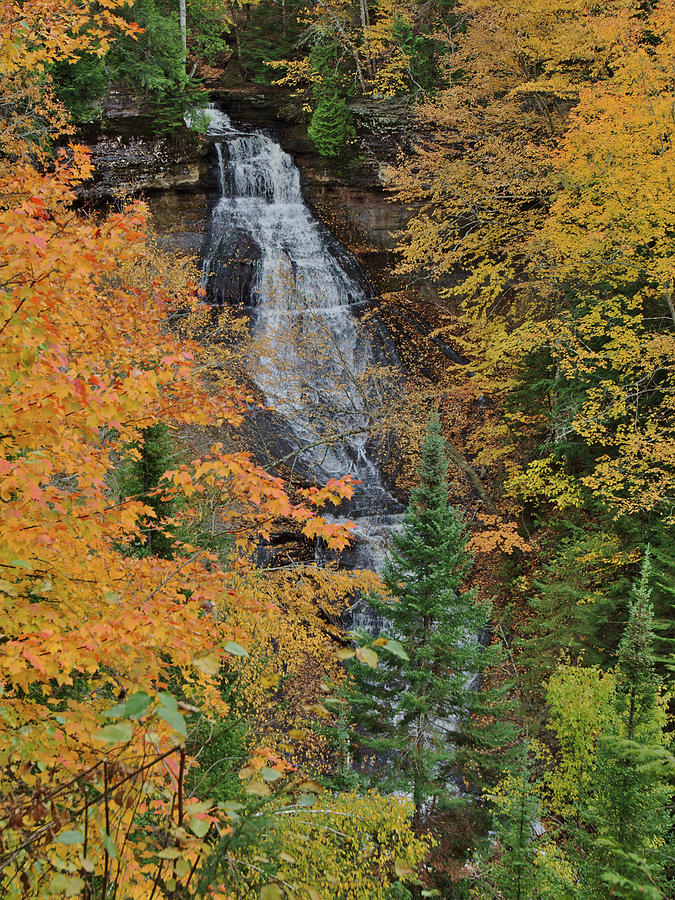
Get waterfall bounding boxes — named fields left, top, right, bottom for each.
left=201, top=105, right=403, bottom=579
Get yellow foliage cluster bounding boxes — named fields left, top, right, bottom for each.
left=231, top=791, right=432, bottom=899
left=391, top=0, right=675, bottom=523
left=221, top=565, right=380, bottom=768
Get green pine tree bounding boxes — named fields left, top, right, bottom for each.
left=617, top=547, right=658, bottom=739
left=117, top=422, right=178, bottom=559
left=307, top=39, right=356, bottom=158
left=581, top=550, right=673, bottom=900
left=546, top=553, right=674, bottom=900
left=474, top=745, right=569, bottom=900
left=308, top=90, right=356, bottom=157
left=349, top=410, right=513, bottom=827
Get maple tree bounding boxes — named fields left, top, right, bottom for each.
left=525, top=0, right=675, bottom=521
left=0, top=0, right=145, bottom=165
left=0, top=3, right=368, bottom=895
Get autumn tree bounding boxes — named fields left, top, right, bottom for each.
left=386, top=0, right=673, bottom=529
left=0, top=4, right=364, bottom=895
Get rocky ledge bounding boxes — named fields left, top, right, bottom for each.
left=210, top=85, right=416, bottom=252
left=77, top=87, right=209, bottom=204
left=78, top=83, right=417, bottom=270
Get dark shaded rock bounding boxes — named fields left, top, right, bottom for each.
left=77, top=85, right=209, bottom=204
left=205, top=227, right=263, bottom=307
left=81, top=134, right=204, bottom=201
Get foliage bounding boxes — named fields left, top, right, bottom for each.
left=473, top=746, right=575, bottom=900
left=107, top=0, right=203, bottom=127
left=236, top=0, right=305, bottom=84
left=518, top=522, right=638, bottom=684
left=51, top=52, right=108, bottom=122
left=617, top=548, right=659, bottom=738
left=0, top=3, right=364, bottom=894
left=226, top=791, right=431, bottom=899
left=187, top=0, right=231, bottom=65
left=308, top=86, right=356, bottom=157
left=540, top=661, right=617, bottom=819
left=116, top=422, right=181, bottom=559
left=0, top=0, right=141, bottom=164
left=267, top=0, right=455, bottom=136
left=219, top=563, right=380, bottom=768
left=533, top=569, right=673, bottom=899
left=307, top=37, right=356, bottom=157
left=349, top=412, right=513, bottom=826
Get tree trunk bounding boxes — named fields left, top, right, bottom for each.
left=444, top=440, right=498, bottom=515
left=359, top=0, right=373, bottom=78
left=315, top=0, right=367, bottom=94
left=179, top=0, right=187, bottom=69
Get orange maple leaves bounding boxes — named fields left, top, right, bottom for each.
left=0, top=1, right=358, bottom=888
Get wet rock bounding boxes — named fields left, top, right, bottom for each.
left=77, top=85, right=209, bottom=204
left=82, top=134, right=203, bottom=201
left=207, top=85, right=416, bottom=252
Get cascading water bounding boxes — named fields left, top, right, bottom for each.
left=201, top=105, right=403, bottom=581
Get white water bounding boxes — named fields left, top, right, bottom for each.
left=201, top=106, right=403, bottom=575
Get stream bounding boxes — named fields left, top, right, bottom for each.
left=200, top=105, right=403, bottom=581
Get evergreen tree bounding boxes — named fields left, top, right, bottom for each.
left=236, top=0, right=304, bottom=83
left=475, top=746, right=568, bottom=900
left=307, top=39, right=356, bottom=158
left=117, top=422, right=178, bottom=559
left=539, top=557, right=673, bottom=900
left=617, top=547, right=658, bottom=738
left=308, top=89, right=356, bottom=157
left=349, top=411, right=512, bottom=826
left=581, top=550, right=673, bottom=899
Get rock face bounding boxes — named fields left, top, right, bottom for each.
left=76, top=87, right=213, bottom=259
left=83, top=133, right=203, bottom=199
left=79, top=84, right=415, bottom=277
left=79, top=88, right=208, bottom=202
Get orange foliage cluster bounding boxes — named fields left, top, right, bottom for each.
left=0, top=2, right=358, bottom=896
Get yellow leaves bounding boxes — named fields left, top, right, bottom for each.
left=268, top=57, right=313, bottom=88
left=355, top=646, right=378, bottom=669
left=230, top=791, right=430, bottom=898
left=193, top=653, right=221, bottom=676
left=0, top=34, right=22, bottom=74
left=467, top=514, right=531, bottom=555
left=246, top=780, right=272, bottom=797
left=394, top=859, right=415, bottom=879
left=260, top=886, right=284, bottom=900
left=0, top=110, right=377, bottom=897
left=543, top=661, right=618, bottom=817
left=507, top=459, right=584, bottom=510
left=46, top=874, right=85, bottom=897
